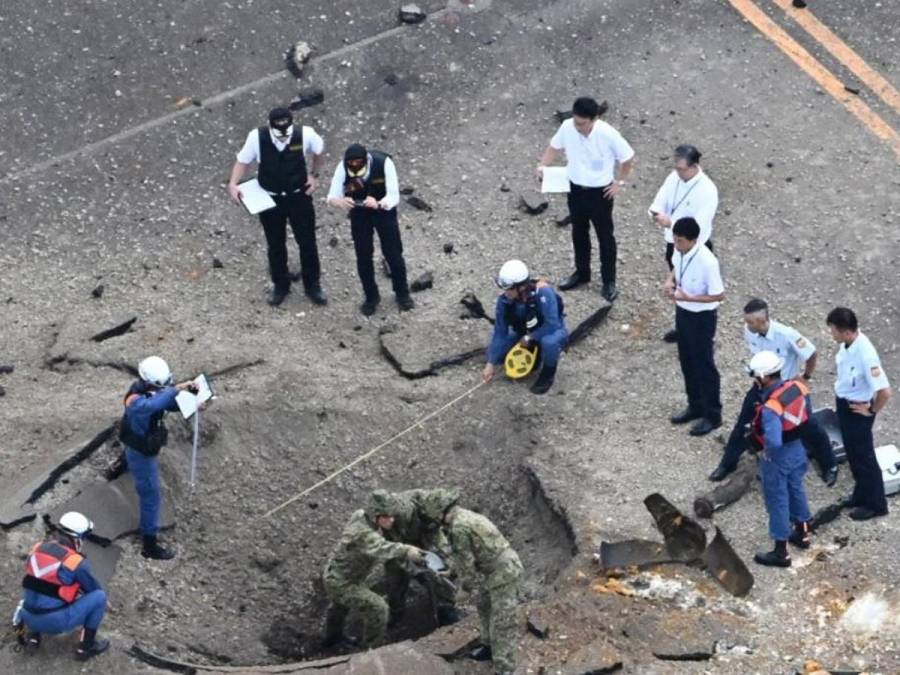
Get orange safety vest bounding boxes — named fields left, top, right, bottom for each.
left=21, top=539, right=83, bottom=603
left=751, top=380, right=810, bottom=448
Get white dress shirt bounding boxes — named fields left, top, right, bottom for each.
left=326, top=155, right=400, bottom=210
left=834, top=331, right=890, bottom=401
left=236, top=126, right=324, bottom=164
left=671, top=243, right=724, bottom=312
left=648, top=167, right=719, bottom=244
left=744, top=320, right=815, bottom=381
left=549, top=119, right=634, bottom=187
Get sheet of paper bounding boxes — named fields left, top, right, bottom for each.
left=541, top=166, right=570, bottom=194
left=176, top=374, right=214, bottom=419
left=238, top=178, right=277, bottom=215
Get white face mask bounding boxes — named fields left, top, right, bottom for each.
left=271, top=124, right=293, bottom=141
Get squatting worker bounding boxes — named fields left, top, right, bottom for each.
left=709, top=298, right=838, bottom=486
left=665, top=217, right=725, bottom=437
left=536, top=97, right=635, bottom=302
left=648, top=145, right=718, bottom=343
left=119, top=356, right=199, bottom=560
left=482, top=259, right=568, bottom=395
left=16, top=512, right=110, bottom=660
left=323, top=494, right=427, bottom=649
left=228, top=107, right=327, bottom=307
left=747, top=352, right=813, bottom=569
left=828, top=307, right=892, bottom=521
left=326, top=144, right=414, bottom=316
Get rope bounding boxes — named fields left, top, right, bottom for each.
left=258, top=380, right=486, bottom=520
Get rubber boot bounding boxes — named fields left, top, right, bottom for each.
left=530, top=365, right=557, bottom=395
left=753, top=540, right=791, bottom=567
left=788, top=521, right=811, bottom=549
left=75, top=628, right=110, bottom=661
left=141, top=534, right=176, bottom=560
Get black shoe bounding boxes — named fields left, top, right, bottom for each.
left=23, top=631, right=41, bottom=654
left=821, top=465, right=839, bottom=487
left=708, top=464, right=733, bottom=482
left=792, top=0, right=807, bottom=8
left=305, top=285, right=328, bottom=306
left=663, top=329, right=678, bottom=343
left=670, top=407, right=702, bottom=425
left=838, top=493, right=859, bottom=509
left=754, top=548, right=791, bottom=568
left=559, top=272, right=589, bottom=291
left=360, top=296, right=380, bottom=316
left=267, top=286, right=290, bottom=307
left=75, top=637, right=110, bottom=661
left=396, top=294, right=415, bottom=312
left=530, top=365, right=557, bottom=395
left=689, top=418, right=721, bottom=436
left=468, top=645, right=493, bottom=661
left=141, top=535, right=176, bottom=560
left=849, top=506, right=888, bottom=521
left=601, top=282, right=619, bottom=302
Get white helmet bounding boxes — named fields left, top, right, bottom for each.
left=748, top=350, right=784, bottom=378
left=495, top=259, right=529, bottom=290
left=58, top=512, right=93, bottom=539
left=138, top=356, right=173, bottom=387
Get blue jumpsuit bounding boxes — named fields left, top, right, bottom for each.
left=20, top=546, right=106, bottom=635
left=758, top=381, right=812, bottom=541
left=486, top=287, right=568, bottom=369
left=123, top=386, right=179, bottom=536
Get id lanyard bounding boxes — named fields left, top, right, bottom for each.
left=676, top=247, right=699, bottom=289
left=669, top=177, right=699, bottom=216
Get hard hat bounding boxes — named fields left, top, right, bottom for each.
left=748, top=350, right=784, bottom=378
left=495, top=259, right=529, bottom=290
left=58, top=512, right=93, bottom=539
left=505, top=342, right=539, bottom=379
left=367, top=490, right=404, bottom=518
left=138, top=356, right=173, bottom=387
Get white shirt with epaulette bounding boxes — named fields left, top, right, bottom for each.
left=744, top=320, right=815, bottom=381
left=834, top=331, right=890, bottom=401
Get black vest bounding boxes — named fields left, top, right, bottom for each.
left=344, top=150, right=390, bottom=203
left=256, top=126, right=308, bottom=195
left=504, top=286, right=565, bottom=336
left=118, top=380, right=169, bottom=457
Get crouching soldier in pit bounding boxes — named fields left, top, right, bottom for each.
left=120, top=356, right=199, bottom=560
left=481, top=259, right=568, bottom=395
left=748, top=351, right=814, bottom=568
left=16, top=512, right=110, bottom=660
left=418, top=491, right=524, bottom=675
left=323, top=493, right=427, bottom=649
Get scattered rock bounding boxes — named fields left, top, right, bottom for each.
left=384, top=71, right=399, bottom=86
left=410, top=271, right=433, bottom=293
left=90, top=316, right=138, bottom=343
left=555, top=109, right=573, bottom=122
left=0, top=384, right=5, bottom=397
left=212, top=257, right=225, bottom=269
left=382, top=258, right=392, bottom=278
left=526, top=617, right=550, bottom=639
left=519, top=192, right=549, bottom=215
left=400, top=186, right=415, bottom=195
left=0, top=365, right=13, bottom=374
left=289, top=87, right=324, bottom=111
left=329, top=236, right=339, bottom=247
left=285, top=41, right=312, bottom=78
left=91, top=284, right=105, bottom=299
left=251, top=550, right=282, bottom=574
left=406, top=195, right=433, bottom=212
left=399, top=3, right=427, bottom=24
left=442, top=242, right=454, bottom=254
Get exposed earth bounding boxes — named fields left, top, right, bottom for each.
left=1, top=0, right=899, bottom=673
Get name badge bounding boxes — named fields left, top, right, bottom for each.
left=289, top=144, right=303, bottom=151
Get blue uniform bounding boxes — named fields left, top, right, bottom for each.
left=123, top=385, right=179, bottom=535
left=758, top=381, right=812, bottom=541
left=486, top=286, right=568, bottom=369
left=20, top=543, right=107, bottom=635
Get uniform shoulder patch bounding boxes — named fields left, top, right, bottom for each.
left=796, top=337, right=807, bottom=348
left=871, top=365, right=882, bottom=378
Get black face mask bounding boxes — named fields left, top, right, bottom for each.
left=271, top=122, right=293, bottom=139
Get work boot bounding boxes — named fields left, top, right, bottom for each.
left=754, top=541, right=791, bottom=567
left=267, top=286, right=290, bottom=307
left=468, top=644, right=493, bottom=661
left=396, top=294, right=415, bottom=312
left=601, top=282, right=619, bottom=302
left=558, top=272, right=589, bottom=291
left=838, top=493, right=858, bottom=509
left=708, top=463, right=733, bottom=482
left=788, top=521, right=811, bottom=549
left=663, top=329, right=678, bottom=343
left=360, top=296, right=380, bottom=316
left=689, top=418, right=721, bottom=436
left=75, top=629, right=109, bottom=661
left=821, top=465, right=839, bottom=487
left=849, top=506, right=888, bottom=521
left=305, top=285, right=328, bottom=306
left=23, top=631, right=41, bottom=654
left=530, top=365, right=557, bottom=395
left=670, top=407, right=702, bottom=424
left=141, top=534, right=176, bottom=560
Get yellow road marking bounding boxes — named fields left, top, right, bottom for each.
left=773, top=0, right=900, bottom=115
left=729, top=0, right=900, bottom=160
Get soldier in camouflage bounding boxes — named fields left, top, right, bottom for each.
left=419, top=490, right=524, bottom=675
left=322, top=491, right=426, bottom=648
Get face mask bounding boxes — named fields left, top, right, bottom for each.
left=271, top=123, right=293, bottom=140
left=346, top=161, right=366, bottom=178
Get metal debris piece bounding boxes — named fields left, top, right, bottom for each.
left=643, top=493, right=707, bottom=562
left=693, top=453, right=756, bottom=518
left=599, top=539, right=674, bottom=570
left=702, top=527, right=754, bottom=597
left=410, top=271, right=434, bottom=293
left=90, top=316, right=138, bottom=342
left=399, top=4, right=427, bottom=24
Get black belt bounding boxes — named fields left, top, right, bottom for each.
left=23, top=605, right=64, bottom=615
left=570, top=182, right=611, bottom=191
left=266, top=188, right=304, bottom=197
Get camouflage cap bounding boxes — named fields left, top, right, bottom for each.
left=367, top=489, right=404, bottom=517
left=416, top=488, right=460, bottom=522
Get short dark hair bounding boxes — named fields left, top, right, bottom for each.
left=674, top=144, right=702, bottom=166
left=743, top=298, right=768, bottom=315
left=572, top=97, right=608, bottom=119
left=826, top=307, right=858, bottom=331
left=672, top=217, right=700, bottom=241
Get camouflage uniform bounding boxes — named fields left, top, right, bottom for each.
left=323, top=503, right=420, bottom=647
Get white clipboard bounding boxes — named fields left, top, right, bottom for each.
left=176, top=374, right=213, bottom=419
left=541, top=166, right=570, bottom=194
left=238, top=179, right=277, bottom=215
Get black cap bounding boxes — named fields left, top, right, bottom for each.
left=344, top=144, right=367, bottom=162
left=268, top=107, right=293, bottom=128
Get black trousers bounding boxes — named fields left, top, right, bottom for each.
left=675, top=307, right=721, bottom=423
left=836, top=397, right=887, bottom=513
left=350, top=208, right=409, bottom=301
left=258, top=193, right=321, bottom=291
left=567, top=183, right=616, bottom=284
left=720, top=384, right=837, bottom=472
left=665, top=240, right=714, bottom=271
